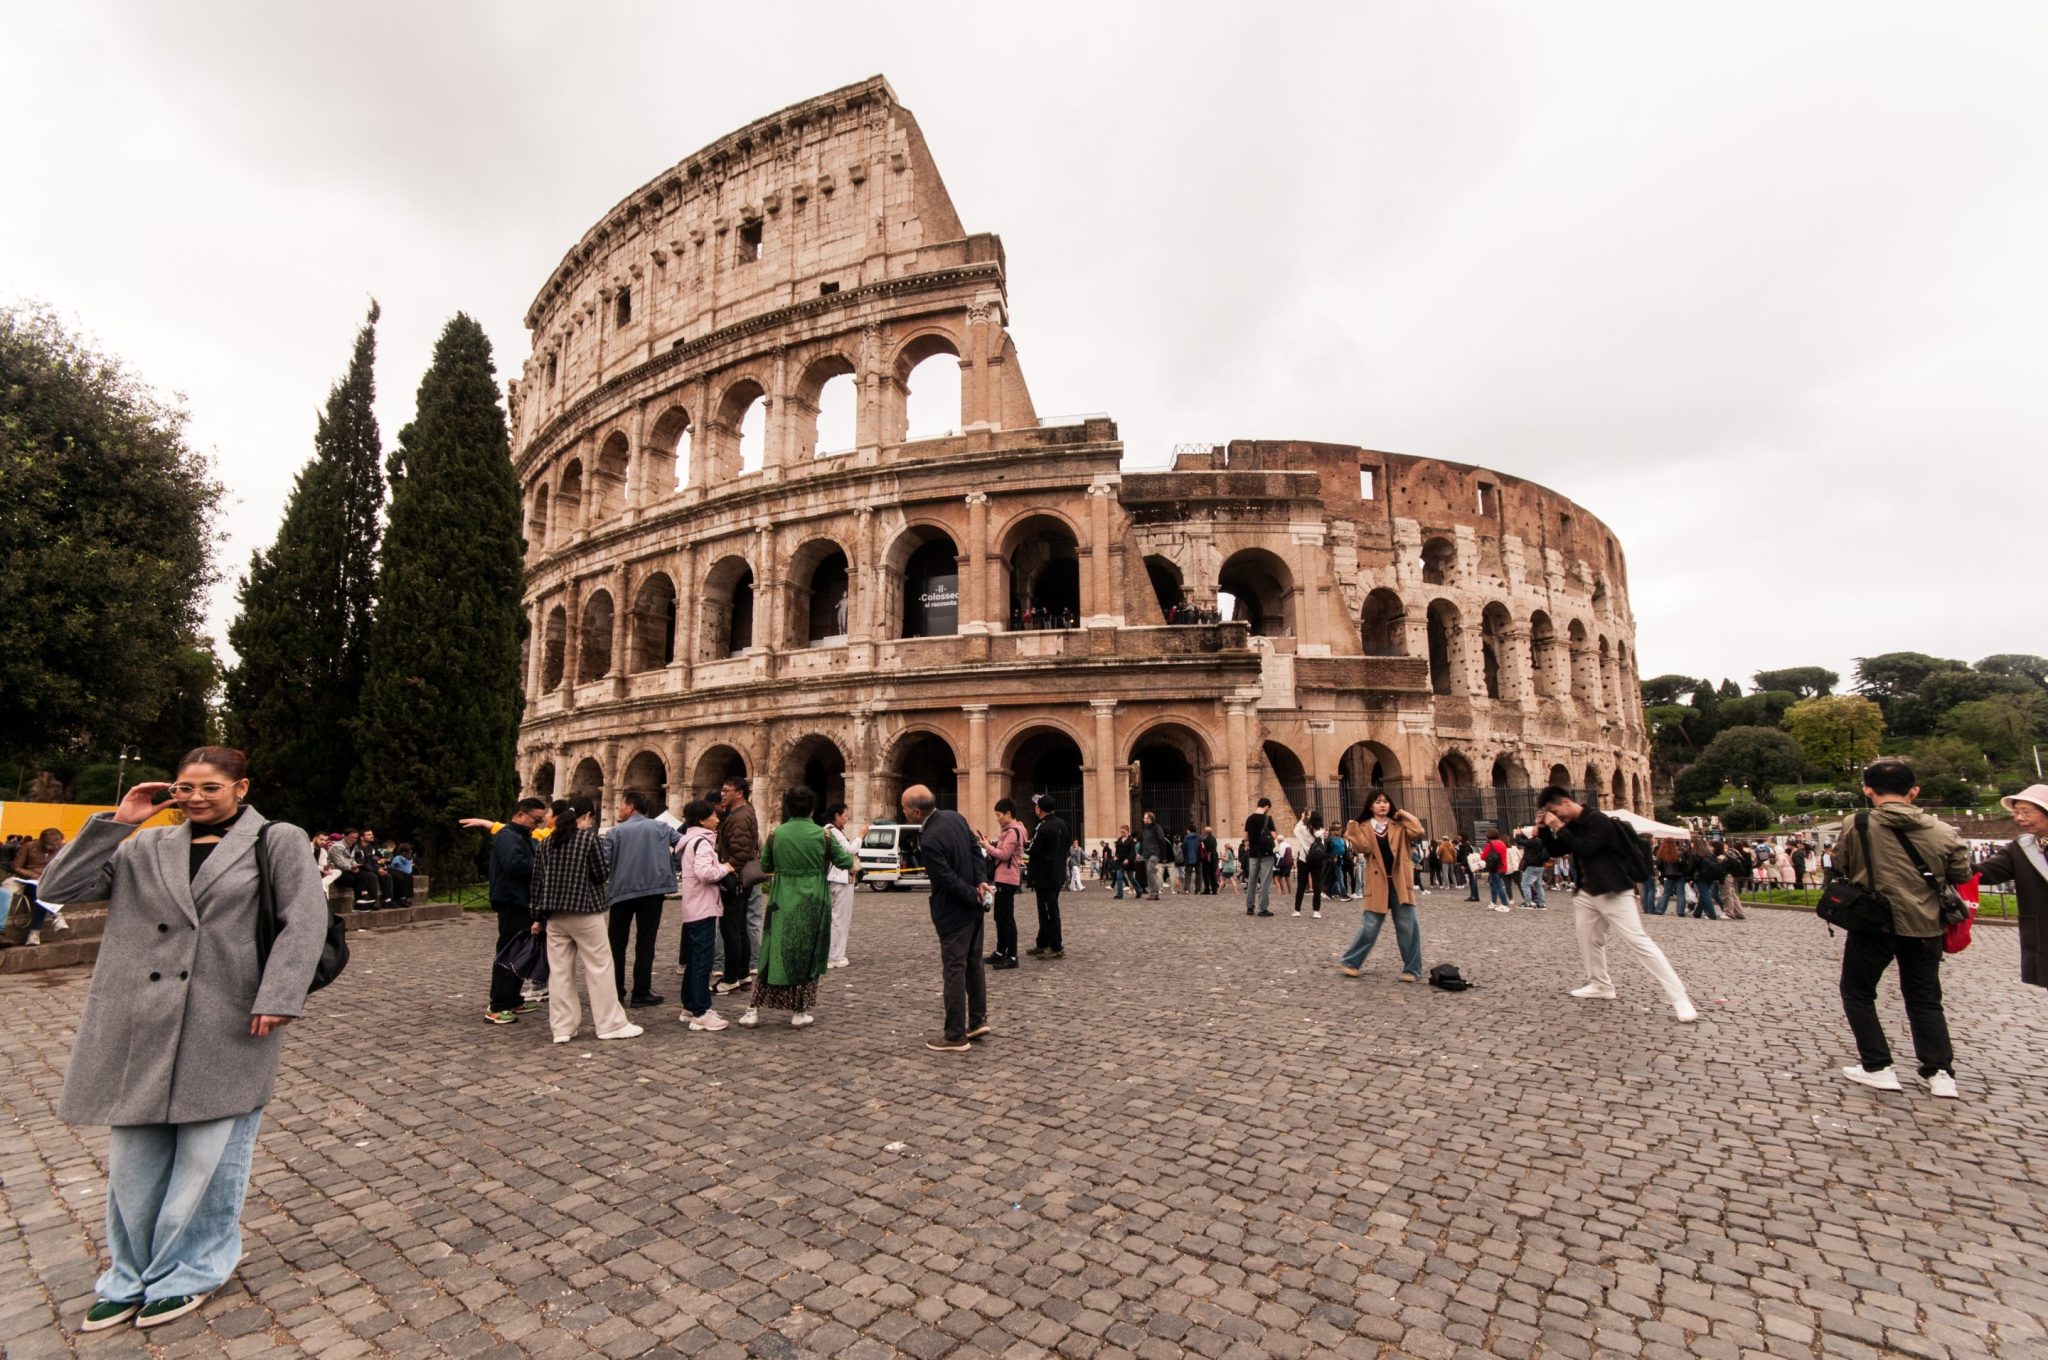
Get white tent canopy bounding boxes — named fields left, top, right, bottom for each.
left=1609, top=808, right=1693, bottom=838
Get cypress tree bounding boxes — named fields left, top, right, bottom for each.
left=349, top=314, right=524, bottom=876
left=225, top=302, right=383, bottom=828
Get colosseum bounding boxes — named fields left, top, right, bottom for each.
left=508, top=76, right=1653, bottom=844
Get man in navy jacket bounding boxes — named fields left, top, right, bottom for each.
left=905, top=784, right=988, bottom=1052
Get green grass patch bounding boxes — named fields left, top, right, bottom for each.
left=1743, top=887, right=2019, bottom=920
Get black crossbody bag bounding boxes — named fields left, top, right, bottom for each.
left=254, top=823, right=351, bottom=993
left=1815, top=813, right=1894, bottom=934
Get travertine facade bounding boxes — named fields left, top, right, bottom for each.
left=511, top=77, right=1651, bottom=841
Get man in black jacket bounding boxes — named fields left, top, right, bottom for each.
left=1242, top=798, right=1277, bottom=916
left=903, top=784, right=988, bottom=1052
left=484, top=798, right=550, bottom=1024
left=1538, top=786, right=1698, bottom=1022
left=1136, top=810, right=1168, bottom=901
left=1028, top=794, right=1074, bottom=955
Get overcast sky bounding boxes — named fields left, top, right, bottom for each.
left=5, top=1, right=2039, bottom=689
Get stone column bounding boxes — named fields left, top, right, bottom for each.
left=561, top=580, right=583, bottom=710
left=609, top=565, right=630, bottom=693
left=963, top=298, right=996, bottom=429
left=964, top=705, right=990, bottom=823
left=962, top=492, right=990, bottom=632
left=857, top=323, right=885, bottom=454
left=1502, top=624, right=1534, bottom=709
left=1225, top=700, right=1251, bottom=819
left=1086, top=482, right=1116, bottom=627
left=851, top=507, right=877, bottom=644
left=848, top=710, right=875, bottom=828
left=766, top=346, right=791, bottom=478
left=1090, top=700, right=1117, bottom=843
left=687, top=377, right=715, bottom=492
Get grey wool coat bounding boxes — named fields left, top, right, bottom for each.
left=38, top=810, right=329, bottom=1127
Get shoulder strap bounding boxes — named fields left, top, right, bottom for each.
left=254, top=822, right=280, bottom=967
left=1885, top=823, right=1943, bottom=888
left=1854, top=812, right=1875, bottom=882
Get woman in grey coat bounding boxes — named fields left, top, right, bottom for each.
left=37, top=747, right=328, bottom=1333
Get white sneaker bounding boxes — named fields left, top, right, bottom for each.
left=737, top=1008, right=760, bottom=1028
left=1673, top=999, right=1699, bottom=1023
left=24, top=931, right=40, bottom=946
left=1292, top=911, right=1302, bottom=917
left=553, top=1034, right=574, bottom=1044
left=1569, top=983, right=1618, bottom=999
left=828, top=958, right=849, bottom=969
left=1925, top=1071, right=1959, bottom=1099
left=596, top=1023, right=643, bottom=1040
left=1841, top=1065, right=1903, bottom=1092
left=791, top=1013, right=815, bottom=1028
left=687, top=1010, right=729, bottom=1031
left=1312, top=911, right=1322, bottom=919
left=49, top=916, right=69, bottom=932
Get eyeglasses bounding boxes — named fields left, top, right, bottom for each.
left=169, top=783, right=233, bottom=797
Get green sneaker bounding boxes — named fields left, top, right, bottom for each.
left=516, top=997, right=542, bottom=1014
left=484, top=1009, right=519, bottom=1025
left=135, top=1292, right=210, bottom=1327
left=80, top=1299, right=141, bottom=1331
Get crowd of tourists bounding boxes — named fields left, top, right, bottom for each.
left=19, top=740, right=2048, bottom=1336
left=313, top=830, right=415, bottom=909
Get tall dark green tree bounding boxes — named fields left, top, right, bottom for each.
left=225, top=303, right=383, bottom=827
left=349, top=315, right=524, bottom=874
left=0, top=305, right=221, bottom=773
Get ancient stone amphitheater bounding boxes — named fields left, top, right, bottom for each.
left=510, top=77, right=1651, bottom=842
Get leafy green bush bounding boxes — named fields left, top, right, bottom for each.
left=1720, top=800, right=1773, bottom=832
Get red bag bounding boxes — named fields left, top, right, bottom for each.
left=1944, top=876, right=1980, bottom=954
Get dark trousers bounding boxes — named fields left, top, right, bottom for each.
left=1841, top=930, right=1954, bottom=1078
left=718, top=879, right=752, bottom=983
left=938, top=916, right=987, bottom=1042
left=679, top=916, right=717, bottom=1016
left=1202, top=862, right=1218, bottom=894
left=608, top=893, right=664, bottom=1000
left=389, top=869, right=414, bottom=906
left=1295, top=867, right=1323, bottom=913
left=992, top=885, right=1018, bottom=959
left=1034, top=885, right=1062, bottom=951
left=355, top=866, right=386, bottom=906
left=489, top=901, right=531, bottom=1012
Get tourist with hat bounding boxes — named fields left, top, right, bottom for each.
left=1970, top=785, right=2048, bottom=992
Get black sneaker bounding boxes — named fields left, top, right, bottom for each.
left=627, top=994, right=665, bottom=1009
left=135, top=1293, right=211, bottom=1328
left=81, top=1300, right=142, bottom=1332
left=1042, top=948, right=1065, bottom=959
left=926, top=1035, right=972, bottom=1052
left=992, top=956, right=1019, bottom=970
left=984, top=951, right=1005, bottom=964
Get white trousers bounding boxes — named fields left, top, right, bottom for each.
left=545, top=912, right=631, bottom=1039
left=1574, top=890, right=1689, bottom=1004
left=828, top=881, right=854, bottom=964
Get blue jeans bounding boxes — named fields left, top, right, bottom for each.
left=1340, top=903, right=1423, bottom=976
left=100, top=1109, right=264, bottom=1304
left=1690, top=880, right=1721, bottom=919
left=1110, top=865, right=1128, bottom=898
left=1520, top=865, right=1546, bottom=906
left=680, top=916, right=717, bottom=1016
left=1465, top=870, right=1481, bottom=901
left=1243, top=856, right=1274, bottom=912
left=1651, top=878, right=1686, bottom=915
left=1488, top=871, right=1511, bottom=906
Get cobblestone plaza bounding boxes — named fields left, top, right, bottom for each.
left=3, top=896, right=2043, bottom=1359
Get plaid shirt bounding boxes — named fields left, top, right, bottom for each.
left=532, top=827, right=609, bottom=916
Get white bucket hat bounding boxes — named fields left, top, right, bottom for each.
left=2000, top=784, right=2048, bottom=815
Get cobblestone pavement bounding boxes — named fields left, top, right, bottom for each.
left=3, top=889, right=2045, bottom=1360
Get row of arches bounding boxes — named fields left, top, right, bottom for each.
left=1414, top=532, right=1619, bottom=603
left=526, top=343, right=965, bottom=551
left=1360, top=589, right=1639, bottom=717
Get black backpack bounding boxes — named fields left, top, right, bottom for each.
left=1427, top=963, right=1474, bottom=992
left=254, top=824, right=351, bottom=993
left=1617, top=825, right=1657, bottom=884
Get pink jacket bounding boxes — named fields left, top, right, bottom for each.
left=987, top=820, right=1024, bottom=887
left=677, top=826, right=726, bottom=922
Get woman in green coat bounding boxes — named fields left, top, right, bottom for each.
left=739, top=786, right=853, bottom=1029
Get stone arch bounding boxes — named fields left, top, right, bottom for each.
left=884, top=727, right=959, bottom=812
left=715, top=377, right=769, bottom=477
left=623, top=749, right=669, bottom=808
left=1490, top=753, right=1530, bottom=788
left=778, top=732, right=848, bottom=814
left=531, top=761, right=556, bottom=799
left=1584, top=762, right=1603, bottom=802
left=793, top=352, right=860, bottom=458
left=556, top=458, right=584, bottom=535
left=1597, top=634, right=1615, bottom=713
left=1132, top=722, right=1213, bottom=834
left=629, top=571, right=677, bottom=671
left=1421, top=535, right=1456, bottom=587
left=1438, top=750, right=1481, bottom=836
left=999, top=512, right=1083, bottom=628
left=1611, top=768, right=1628, bottom=810
left=570, top=756, right=605, bottom=806
left=700, top=554, right=755, bottom=660
left=649, top=404, right=692, bottom=496
left=542, top=604, right=567, bottom=689
left=1360, top=588, right=1406, bottom=657
left=1145, top=555, right=1186, bottom=623
left=1548, top=763, right=1572, bottom=790
left=1567, top=619, right=1594, bottom=706
left=690, top=744, right=750, bottom=799
left=788, top=537, right=852, bottom=646
left=578, top=589, right=615, bottom=682
left=1001, top=722, right=1088, bottom=831
left=1529, top=611, right=1561, bottom=700
left=1480, top=602, right=1513, bottom=700
left=1631, top=772, right=1645, bottom=811
left=1426, top=599, right=1462, bottom=695
left=592, top=431, right=630, bottom=523
left=1218, top=548, right=1296, bottom=637
left=894, top=331, right=964, bottom=443
left=884, top=523, right=961, bottom=640
left=529, top=484, right=551, bottom=552
left=1491, top=752, right=1536, bottom=829
left=1338, top=740, right=1403, bottom=817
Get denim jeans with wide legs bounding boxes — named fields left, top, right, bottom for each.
left=1488, top=871, right=1512, bottom=906
left=1339, top=903, right=1423, bottom=976
left=1651, top=877, right=1686, bottom=915
left=1243, top=856, right=1274, bottom=913
left=100, top=1109, right=264, bottom=1305
left=1690, top=879, right=1721, bottom=919
left=1520, top=865, right=1547, bottom=906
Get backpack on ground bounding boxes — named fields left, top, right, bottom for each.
left=1427, top=963, right=1474, bottom=991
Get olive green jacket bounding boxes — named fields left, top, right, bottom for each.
left=1829, top=803, right=1972, bottom=937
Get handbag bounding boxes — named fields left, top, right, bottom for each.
left=493, top=930, right=551, bottom=985
left=1814, top=814, right=1895, bottom=934
left=255, top=823, right=351, bottom=992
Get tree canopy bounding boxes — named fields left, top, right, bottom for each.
left=1752, top=666, right=1837, bottom=698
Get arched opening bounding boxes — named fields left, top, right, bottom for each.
left=1421, top=536, right=1456, bottom=587
left=798, top=355, right=859, bottom=458
left=542, top=605, right=567, bottom=690
left=1548, top=763, right=1572, bottom=790
left=1492, top=753, right=1534, bottom=829
left=1426, top=599, right=1461, bottom=695
left=570, top=757, right=605, bottom=807
left=629, top=573, right=677, bottom=672
left=1481, top=602, right=1512, bottom=701
left=531, top=761, right=556, bottom=799
left=1360, top=588, right=1406, bottom=657
left=1338, top=741, right=1402, bottom=818
left=718, top=379, right=768, bottom=477
left=1258, top=738, right=1309, bottom=826
left=899, top=336, right=963, bottom=442
left=1529, top=611, right=1560, bottom=699
left=623, top=750, right=668, bottom=810
left=1004, top=727, right=1086, bottom=833
left=529, top=485, right=551, bottom=552
left=1437, top=750, right=1480, bottom=835
left=1611, top=769, right=1628, bottom=810
left=592, top=432, right=630, bottom=523
left=1631, top=773, right=1644, bottom=811
left=556, top=460, right=584, bottom=537
left=889, top=526, right=960, bottom=639
left=690, top=744, right=749, bottom=800
left=578, top=590, right=615, bottom=682
left=889, top=732, right=958, bottom=812
left=790, top=541, right=852, bottom=646
left=1568, top=620, right=1593, bottom=706
left=650, top=406, right=692, bottom=495
left=1135, top=725, right=1211, bottom=834
left=1218, top=549, right=1296, bottom=637
left=780, top=734, right=848, bottom=815
left=700, top=555, right=755, bottom=660
left=1145, top=555, right=1187, bottom=623
left=1584, top=763, right=1603, bottom=807
left=1003, top=516, right=1082, bottom=630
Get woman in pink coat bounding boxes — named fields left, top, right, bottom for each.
left=674, top=799, right=734, bottom=1032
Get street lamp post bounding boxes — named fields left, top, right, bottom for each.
left=114, top=745, right=140, bottom=801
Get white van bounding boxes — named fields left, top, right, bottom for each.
left=857, top=822, right=929, bottom=891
